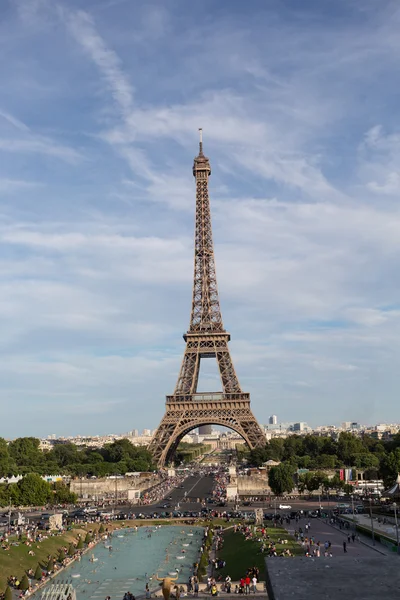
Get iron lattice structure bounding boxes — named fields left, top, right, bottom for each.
left=149, top=132, right=265, bottom=467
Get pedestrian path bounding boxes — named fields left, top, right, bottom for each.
left=283, top=516, right=375, bottom=558
left=324, top=518, right=389, bottom=556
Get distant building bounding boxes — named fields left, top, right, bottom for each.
left=293, top=422, right=307, bottom=432
left=142, top=429, right=152, bottom=437
left=269, top=415, right=278, bottom=425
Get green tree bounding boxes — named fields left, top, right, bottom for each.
left=68, top=543, right=76, bottom=556
left=268, top=463, right=295, bottom=495
left=350, top=453, right=380, bottom=469
left=329, top=473, right=344, bottom=490
left=9, top=438, right=42, bottom=469
left=53, top=481, right=78, bottom=504
left=34, top=564, right=43, bottom=580
left=77, top=538, right=84, bottom=550
left=17, top=473, right=52, bottom=506
left=19, top=575, right=30, bottom=591
left=315, top=454, right=337, bottom=469
left=58, top=548, right=66, bottom=561
left=50, top=443, right=81, bottom=468
left=46, top=557, right=54, bottom=572
left=98, top=523, right=105, bottom=534
left=84, top=532, right=92, bottom=544
left=380, top=449, right=400, bottom=487
left=4, top=587, right=12, bottom=600
left=337, top=432, right=365, bottom=465
left=0, top=438, right=16, bottom=477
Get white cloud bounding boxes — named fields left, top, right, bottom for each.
left=1, top=0, right=400, bottom=434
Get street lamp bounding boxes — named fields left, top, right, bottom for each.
left=393, top=503, right=399, bottom=555
left=369, top=498, right=375, bottom=546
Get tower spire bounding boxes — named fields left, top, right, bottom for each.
left=199, top=127, right=203, bottom=155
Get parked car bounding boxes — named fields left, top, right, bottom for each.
left=279, top=504, right=291, bottom=510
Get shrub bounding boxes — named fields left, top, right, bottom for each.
left=34, top=564, right=42, bottom=580
left=5, top=586, right=12, bottom=600
left=19, top=575, right=29, bottom=591
left=46, top=556, right=54, bottom=572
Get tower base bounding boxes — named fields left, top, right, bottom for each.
left=149, top=394, right=266, bottom=467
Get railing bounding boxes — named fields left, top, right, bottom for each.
left=166, top=392, right=250, bottom=403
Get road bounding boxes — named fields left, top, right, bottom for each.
left=0, top=473, right=216, bottom=529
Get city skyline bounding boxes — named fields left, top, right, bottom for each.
left=2, top=0, right=400, bottom=436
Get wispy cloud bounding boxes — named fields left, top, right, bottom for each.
left=1, top=0, right=400, bottom=434
left=0, top=137, right=83, bottom=163
left=0, top=109, right=30, bottom=132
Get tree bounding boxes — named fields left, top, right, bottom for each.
left=46, top=557, right=54, bottom=572
left=98, top=523, right=105, bottom=534
left=268, top=463, right=295, bottom=495
left=315, top=454, right=337, bottom=469
left=350, top=453, right=380, bottom=469
left=4, top=587, right=12, bottom=600
left=329, top=473, right=344, bottom=490
left=9, top=438, right=42, bottom=469
left=84, top=532, right=92, bottom=544
left=77, top=538, right=84, bottom=550
left=379, top=449, right=400, bottom=487
left=19, top=575, right=30, bottom=591
left=17, top=473, right=52, bottom=506
left=68, top=543, right=76, bottom=556
left=337, top=432, right=365, bottom=465
left=58, top=548, right=66, bottom=562
left=53, top=481, right=78, bottom=504
left=50, top=443, right=81, bottom=468
left=0, top=438, right=15, bottom=478
left=34, top=564, right=43, bottom=580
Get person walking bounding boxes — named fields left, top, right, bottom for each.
left=347, top=534, right=351, bottom=544
left=351, top=533, right=355, bottom=543
left=252, top=576, right=257, bottom=594
left=343, top=541, right=347, bottom=553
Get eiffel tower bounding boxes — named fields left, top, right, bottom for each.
left=149, top=131, right=266, bottom=467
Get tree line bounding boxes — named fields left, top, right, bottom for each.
left=0, top=473, right=77, bottom=507
left=0, top=437, right=154, bottom=478
left=248, top=431, right=400, bottom=495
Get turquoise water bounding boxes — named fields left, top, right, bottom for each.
left=46, top=526, right=203, bottom=600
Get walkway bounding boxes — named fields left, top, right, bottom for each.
left=284, top=516, right=378, bottom=558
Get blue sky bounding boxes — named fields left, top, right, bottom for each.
left=1, top=0, right=400, bottom=437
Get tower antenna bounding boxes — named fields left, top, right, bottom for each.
left=199, top=128, right=203, bottom=154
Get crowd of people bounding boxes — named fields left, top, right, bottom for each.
left=139, top=474, right=187, bottom=506
left=211, top=474, right=227, bottom=503
left=231, top=522, right=293, bottom=558
left=2, top=526, right=99, bottom=598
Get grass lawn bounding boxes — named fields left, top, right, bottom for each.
left=0, top=527, right=89, bottom=593
left=215, top=526, right=302, bottom=581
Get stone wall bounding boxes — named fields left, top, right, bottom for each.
left=70, top=474, right=159, bottom=499
left=238, top=475, right=271, bottom=495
